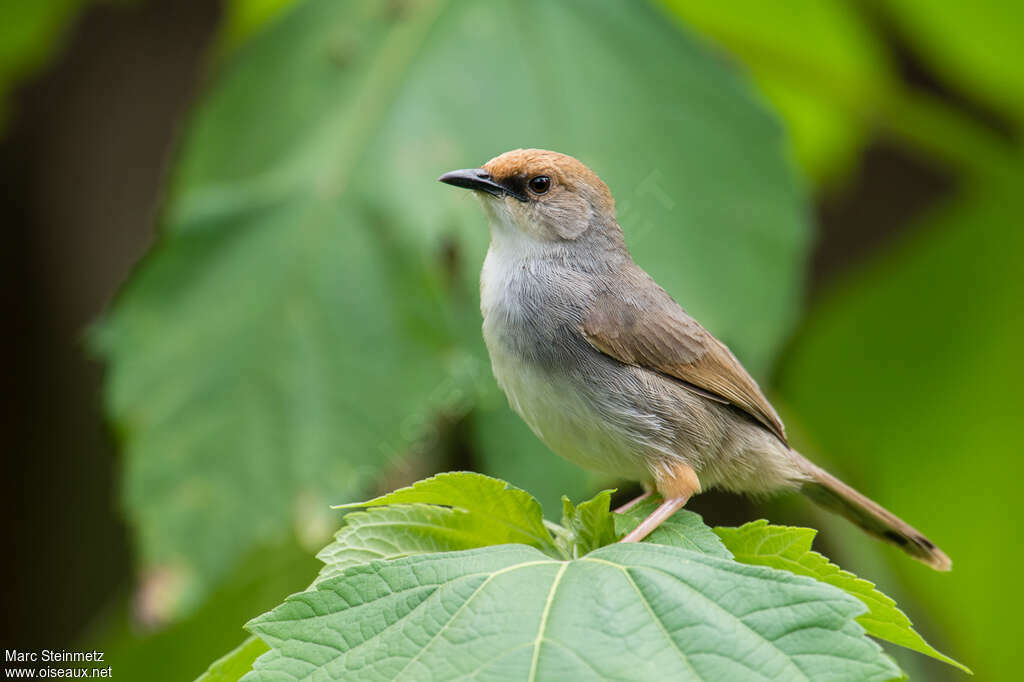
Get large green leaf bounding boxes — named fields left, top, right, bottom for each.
left=716, top=520, right=968, bottom=672
left=779, top=170, right=1024, bottom=680
left=198, top=475, right=967, bottom=680
left=244, top=544, right=900, bottom=681
left=95, top=0, right=811, bottom=616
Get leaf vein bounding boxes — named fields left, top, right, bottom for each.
left=581, top=557, right=702, bottom=680
left=387, top=559, right=558, bottom=681
left=527, top=562, right=568, bottom=682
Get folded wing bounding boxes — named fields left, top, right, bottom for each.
left=582, top=277, right=787, bottom=445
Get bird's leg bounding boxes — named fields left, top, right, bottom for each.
left=618, top=495, right=691, bottom=543
left=619, top=462, right=700, bottom=543
left=613, top=490, right=652, bottom=514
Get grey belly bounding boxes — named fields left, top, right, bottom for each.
left=484, top=331, right=694, bottom=482
left=483, top=323, right=800, bottom=494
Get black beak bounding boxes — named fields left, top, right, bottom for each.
left=438, top=168, right=525, bottom=201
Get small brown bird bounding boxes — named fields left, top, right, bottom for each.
left=440, top=149, right=950, bottom=570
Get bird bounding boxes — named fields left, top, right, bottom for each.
left=439, top=148, right=950, bottom=570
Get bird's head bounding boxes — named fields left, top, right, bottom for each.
left=439, top=149, right=622, bottom=250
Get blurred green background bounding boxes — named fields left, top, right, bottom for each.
left=1, top=0, right=1020, bottom=679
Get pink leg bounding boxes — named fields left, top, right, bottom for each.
left=613, top=491, right=652, bottom=514
left=619, top=494, right=691, bottom=543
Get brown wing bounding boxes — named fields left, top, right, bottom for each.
left=582, top=282, right=788, bottom=445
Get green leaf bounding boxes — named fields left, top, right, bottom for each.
left=615, top=497, right=733, bottom=559
left=317, top=500, right=538, bottom=583
left=244, top=544, right=901, bottom=681
left=716, top=520, right=969, bottom=673
left=95, top=0, right=811, bottom=616
left=196, top=637, right=268, bottom=682
left=558, top=490, right=618, bottom=557
left=334, top=471, right=560, bottom=557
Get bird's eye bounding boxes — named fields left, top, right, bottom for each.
left=528, top=175, right=551, bottom=195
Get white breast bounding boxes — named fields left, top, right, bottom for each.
left=480, top=244, right=652, bottom=482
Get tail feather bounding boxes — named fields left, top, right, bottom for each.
left=798, top=459, right=951, bottom=571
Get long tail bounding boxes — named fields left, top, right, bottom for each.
left=797, top=457, right=951, bottom=571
